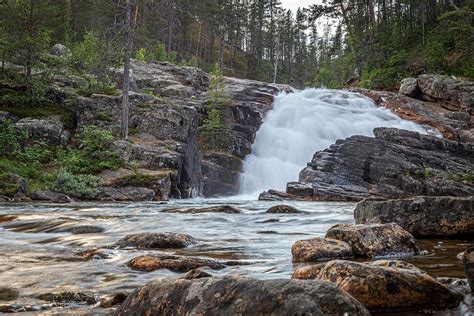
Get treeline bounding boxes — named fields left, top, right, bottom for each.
left=1, top=0, right=473, bottom=90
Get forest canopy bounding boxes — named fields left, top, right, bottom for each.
left=1, top=0, right=473, bottom=90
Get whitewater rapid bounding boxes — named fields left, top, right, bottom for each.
left=238, top=88, right=430, bottom=196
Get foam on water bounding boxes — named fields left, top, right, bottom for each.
left=238, top=88, right=430, bottom=196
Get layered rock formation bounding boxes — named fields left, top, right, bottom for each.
left=355, top=196, right=474, bottom=237
left=271, top=128, right=473, bottom=201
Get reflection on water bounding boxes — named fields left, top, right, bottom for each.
left=0, top=199, right=472, bottom=312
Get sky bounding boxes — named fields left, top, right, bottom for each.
left=280, top=0, right=321, bottom=13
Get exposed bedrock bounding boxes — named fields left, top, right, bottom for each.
left=274, top=127, right=473, bottom=201
left=355, top=196, right=474, bottom=238
left=42, top=60, right=291, bottom=199
left=352, top=74, right=473, bottom=143
left=292, top=260, right=462, bottom=313
left=115, top=277, right=370, bottom=316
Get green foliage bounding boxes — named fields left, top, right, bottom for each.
left=57, top=126, right=122, bottom=174
left=47, top=169, right=100, bottom=198
left=0, top=120, right=22, bottom=157
left=134, top=48, right=147, bottom=61
left=202, top=64, right=231, bottom=151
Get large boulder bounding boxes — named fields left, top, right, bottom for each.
left=292, top=260, right=462, bottom=312
left=114, top=232, right=196, bottom=249
left=286, top=128, right=474, bottom=201
left=50, top=44, right=71, bottom=57
left=115, top=277, right=370, bottom=315
left=292, top=237, right=353, bottom=262
left=325, top=223, right=421, bottom=257
left=355, top=196, right=474, bottom=237
left=30, top=191, right=73, bottom=203
left=128, top=255, right=226, bottom=272
left=266, top=204, right=303, bottom=213
left=399, top=77, right=420, bottom=97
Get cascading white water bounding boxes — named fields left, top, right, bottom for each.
left=238, top=88, right=431, bottom=197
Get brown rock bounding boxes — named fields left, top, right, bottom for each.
left=99, top=292, right=128, bottom=308
left=114, top=232, right=196, bottom=249
left=325, top=223, right=421, bottom=257
left=162, top=205, right=241, bottom=214
left=292, top=260, right=462, bottom=312
left=128, top=255, right=226, bottom=272
left=75, top=248, right=108, bottom=261
left=292, top=237, right=353, bottom=262
left=266, top=204, right=303, bottom=213
left=115, top=277, right=370, bottom=315
left=182, top=269, right=213, bottom=279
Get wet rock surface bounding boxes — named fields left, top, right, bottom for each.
left=99, top=292, right=128, bottom=308
left=325, top=223, right=421, bottom=258
left=30, top=191, right=74, bottom=203
left=114, top=232, right=196, bottom=249
left=355, top=196, right=474, bottom=237
left=128, top=255, right=226, bottom=272
left=285, top=128, right=473, bottom=201
left=292, top=260, right=462, bottom=312
left=162, top=205, right=241, bottom=214
left=292, top=237, right=353, bottom=262
left=266, top=204, right=303, bottom=213
left=37, top=291, right=99, bottom=305
left=182, top=269, right=213, bottom=279
left=115, top=277, right=370, bottom=316
left=463, top=247, right=474, bottom=291
left=0, top=288, right=19, bottom=301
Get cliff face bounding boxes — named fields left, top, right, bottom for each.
left=44, top=61, right=291, bottom=200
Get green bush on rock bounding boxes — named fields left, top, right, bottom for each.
left=47, top=169, right=100, bottom=198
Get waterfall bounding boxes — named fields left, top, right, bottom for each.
left=238, top=88, right=431, bottom=197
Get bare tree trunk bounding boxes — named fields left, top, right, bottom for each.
left=121, top=0, right=132, bottom=140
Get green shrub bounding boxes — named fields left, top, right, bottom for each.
left=0, top=119, right=21, bottom=157
left=48, top=169, right=100, bottom=198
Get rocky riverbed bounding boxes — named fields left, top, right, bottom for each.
left=0, top=199, right=472, bottom=314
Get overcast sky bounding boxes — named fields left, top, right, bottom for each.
left=280, top=0, right=321, bottom=13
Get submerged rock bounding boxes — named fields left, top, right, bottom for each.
left=292, top=260, right=462, bottom=312
left=128, top=255, right=226, bottom=272
left=355, top=196, right=474, bottom=237
left=162, top=205, right=241, bottom=214
left=115, top=277, right=370, bottom=315
left=99, top=292, right=128, bottom=308
left=74, top=248, right=109, bottom=261
left=292, top=237, right=353, bottom=262
left=37, top=291, right=99, bottom=305
left=266, top=204, right=303, bottom=213
left=0, top=288, right=19, bottom=301
left=182, top=269, right=213, bottom=279
left=114, top=232, right=196, bottom=249
left=325, top=223, right=421, bottom=258
left=437, top=277, right=472, bottom=296
left=463, top=247, right=474, bottom=291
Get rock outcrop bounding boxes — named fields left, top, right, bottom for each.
left=281, top=128, right=473, bottom=201
left=292, top=237, right=353, bottom=262
left=352, top=75, right=473, bottom=143
left=292, top=260, right=462, bottom=312
left=114, top=232, right=196, bottom=249
left=50, top=60, right=292, bottom=199
left=355, top=196, right=474, bottom=237
left=115, top=277, right=370, bottom=315
left=325, top=223, right=421, bottom=258
left=15, top=118, right=70, bottom=146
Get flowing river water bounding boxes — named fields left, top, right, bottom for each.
left=0, top=89, right=472, bottom=314
left=0, top=199, right=472, bottom=314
